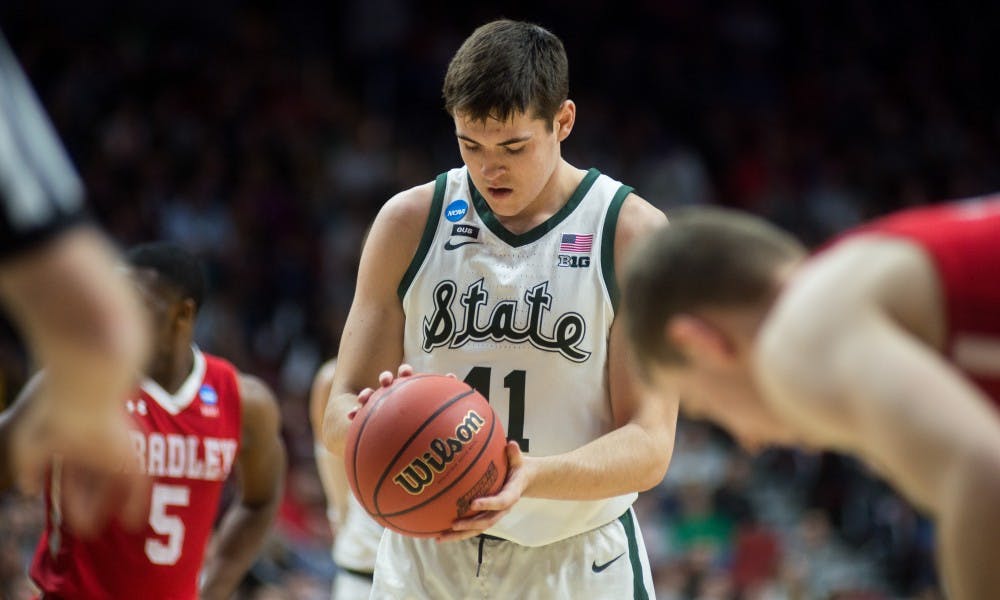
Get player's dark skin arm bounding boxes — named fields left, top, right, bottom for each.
left=199, top=374, right=286, bottom=600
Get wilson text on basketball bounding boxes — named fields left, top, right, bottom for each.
left=394, top=410, right=486, bottom=495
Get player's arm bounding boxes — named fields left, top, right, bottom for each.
left=309, top=359, right=350, bottom=530
left=321, top=183, right=434, bottom=457
left=755, top=238, right=1000, bottom=600
left=200, top=374, right=286, bottom=600
left=449, top=195, right=678, bottom=539
left=514, top=195, right=677, bottom=498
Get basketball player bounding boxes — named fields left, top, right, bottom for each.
left=623, top=199, right=1000, bottom=599
left=0, top=29, right=150, bottom=526
left=310, top=359, right=384, bottom=599
left=6, top=242, right=286, bottom=599
left=323, top=19, right=678, bottom=599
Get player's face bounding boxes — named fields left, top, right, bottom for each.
left=454, top=107, right=566, bottom=220
left=652, top=364, right=797, bottom=454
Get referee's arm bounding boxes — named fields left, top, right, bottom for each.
left=0, top=30, right=150, bottom=505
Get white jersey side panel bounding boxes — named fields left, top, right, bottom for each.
left=400, top=166, right=636, bottom=546
left=333, top=493, right=384, bottom=571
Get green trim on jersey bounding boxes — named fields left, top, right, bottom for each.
left=619, top=509, right=649, bottom=600
left=468, top=168, right=600, bottom=248
left=600, top=184, right=633, bottom=311
left=397, top=173, right=447, bottom=300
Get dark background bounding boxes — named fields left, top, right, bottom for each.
left=3, top=1, right=998, bottom=597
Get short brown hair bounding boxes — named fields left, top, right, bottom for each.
left=443, top=19, right=569, bottom=128
left=623, top=207, right=806, bottom=373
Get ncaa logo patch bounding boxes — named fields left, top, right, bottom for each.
left=200, top=384, right=218, bottom=405
left=200, top=384, right=219, bottom=417
left=445, top=199, right=469, bottom=222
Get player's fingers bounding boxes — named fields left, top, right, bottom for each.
left=441, top=508, right=512, bottom=539
left=470, top=455, right=532, bottom=513
left=357, top=387, right=374, bottom=405
left=60, top=466, right=110, bottom=538
left=377, top=371, right=395, bottom=387
left=505, top=441, right=523, bottom=467
left=469, top=491, right=515, bottom=513
left=15, top=470, right=43, bottom=496
left=9, top=406, right=52, bottom=494
left=397, top=364, right=414, bottom=378
left=450, top=509, right=508, bottom=531
left=469, top=476, right=525, bottom=512
left=102, top=419, right=139, bottom=470
left=12, top=446, right=46, bottom=495
left=435, top=529, right=479, bottom=543
left=351, top=388, right=375, bottom=419
left=119, top=472, right=151, bottom=532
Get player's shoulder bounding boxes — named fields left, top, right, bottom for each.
left=805, top=234, right=932, bottom=304
left=363, top=180, right=438, bottom=263
left=237, top=372, right=281, bottom=423
left=802, top=234, right=943, bottom=340
left=356, top=180, right=444, bottom=291
left=202, top=351, right=237, bottom=372
left=374, top=180, right=438, bottom=232
left=613, top=192, right=667, bottom=257
left=201, top=351, right=242, bottom=392
left=237, top=372, right=277, bottom=404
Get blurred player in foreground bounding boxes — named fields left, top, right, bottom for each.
left=2, top=242, right=286, bottom=599
left=624, top=198, right=1000, bottom=599
left=310, top=359, right=384, bottom=599
left=0, top=30, right=150, bottom=527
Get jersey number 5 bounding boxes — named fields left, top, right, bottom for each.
left=146, top=483, right=190, bottom=565
left=464, top=366, right=530, bottom=452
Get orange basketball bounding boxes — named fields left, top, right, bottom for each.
left=343, top=374, right=509, bottom=537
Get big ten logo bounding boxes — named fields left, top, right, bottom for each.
left=451, top=223, right=479, bottom=238
left=557, top=255, right=590, bottom=268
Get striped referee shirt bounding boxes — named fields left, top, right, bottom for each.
left=0, top=29, right=83, bottom=247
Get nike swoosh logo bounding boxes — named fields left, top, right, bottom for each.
left=443, top=240, right=481, bottom=250
left=591, top=552, right=625, bottom=573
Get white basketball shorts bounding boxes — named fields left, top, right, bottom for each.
left=371, top=508, right=654, bottom=599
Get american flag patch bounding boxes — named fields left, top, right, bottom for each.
left=559, top=233, right=593, bottom=253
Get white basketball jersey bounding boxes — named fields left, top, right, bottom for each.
left=400, top=166, right=636, bottom=546
left=333, top=494, right=384, bottom=571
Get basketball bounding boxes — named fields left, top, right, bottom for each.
left=343, top=374, right=509, bottom=537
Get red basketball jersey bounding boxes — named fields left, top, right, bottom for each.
left=846, top=197, right=1000, bottom=401
left=30, top=349, right=242, bottom=600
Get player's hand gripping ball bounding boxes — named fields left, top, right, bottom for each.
left=344, top=374, right=509, bottom=537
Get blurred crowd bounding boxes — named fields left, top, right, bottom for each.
left=2, top=0, right=998, bottom=597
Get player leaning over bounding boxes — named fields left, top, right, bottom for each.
left=624, top=199, right=1000, bottom=599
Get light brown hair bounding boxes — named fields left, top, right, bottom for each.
left=624, top=207, right=806, bottom=374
